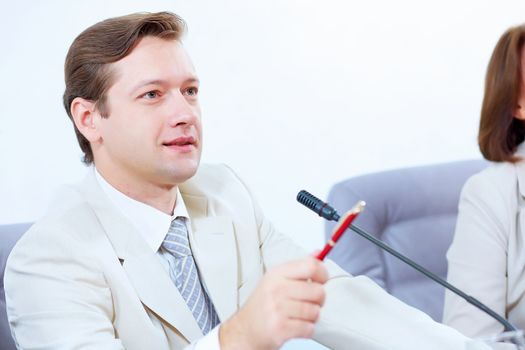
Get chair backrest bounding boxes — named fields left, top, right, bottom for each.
left=325, top=160, right=488, bottom=322
left=1, top=223, right=32, bottom=350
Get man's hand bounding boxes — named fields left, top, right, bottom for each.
left=219, top=257, right=328, bottom=350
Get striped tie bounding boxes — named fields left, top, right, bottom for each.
left=162, top=217, right=220, bottom=334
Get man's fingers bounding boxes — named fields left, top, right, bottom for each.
left=284, top=280, right=326, bottom=306
left=281, top=319, right=316, bottom=340
left=310, top=249, right=321, bottom=257
left=272, top=257, right=329, bottom=283
left=281, top=299, right=322, bottom=322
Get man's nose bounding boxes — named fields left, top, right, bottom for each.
left=165, top=91, right=199, bottom=127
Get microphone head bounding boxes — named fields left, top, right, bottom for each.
left=296, top=190, right=321, bottom=210
left=297, top=190, right=340, bottom=221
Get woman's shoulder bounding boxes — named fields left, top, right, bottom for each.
left=466, top=160, right=517, bottom=189
left=470, top=143, right=525, bottom=189
left=461, top=160, right=520, bottom=211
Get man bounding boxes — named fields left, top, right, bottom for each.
left=4, top=11, right=488, bottom=350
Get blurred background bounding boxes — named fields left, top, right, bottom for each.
left=2, top=0, right=525, bottom=254
left=4, top=1, right=525, bottom=348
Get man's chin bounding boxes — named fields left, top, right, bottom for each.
left=164, top=160, right=200, bottom=184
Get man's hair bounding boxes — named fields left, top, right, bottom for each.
left=479, top=24, right=525, bottom=162
left=63, top=11, right=186, bottom=164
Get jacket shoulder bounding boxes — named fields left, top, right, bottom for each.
left=463, top=161, right=517, bottom=194
left=181, top=163, right=247, bottom=196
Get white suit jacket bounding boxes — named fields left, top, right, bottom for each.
left=445, top=144, right=525, bottom=338
left=5, top=164, right=486, bottom=349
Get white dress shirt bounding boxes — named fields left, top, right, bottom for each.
left=95, top=169, right=220, bottom=349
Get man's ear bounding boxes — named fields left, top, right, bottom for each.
left=70, top=97, right=102, bottom=142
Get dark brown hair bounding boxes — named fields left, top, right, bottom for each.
left=63, top=12, right=186, bottom=164
left=479, top=24, right=525, bottom=162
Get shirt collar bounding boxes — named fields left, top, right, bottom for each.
left=94, top=168, right=189, bottom=253
left=517, top=141, right=525, bottom=157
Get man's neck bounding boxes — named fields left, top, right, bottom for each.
left=95, top=166, right=178, bottom=215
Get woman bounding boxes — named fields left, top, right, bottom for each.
left=443, top=24, right=525, bottom=338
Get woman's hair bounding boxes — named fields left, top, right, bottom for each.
left=63, top=12, right=186, bottom=164
left=479, top=24, right=525, bottom=162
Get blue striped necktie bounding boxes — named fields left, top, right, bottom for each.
left=162, top=217, right=220, bottom=334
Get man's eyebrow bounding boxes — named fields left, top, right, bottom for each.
left=130, top=77, right=200, bottom=94
left=130, top=79, right=168, bottom=94
left=184, top=77, right=200, bottom=85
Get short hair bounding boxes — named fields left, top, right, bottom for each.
left=479, top=24, right=525, bottom=162
left=63, top=12, right=186, bottom=164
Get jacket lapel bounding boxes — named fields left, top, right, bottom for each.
left=122, top=252, right=202, bottom=341
left=79, top=171, right=203, bottom=342
left=516, top=144, right=525, bottom=201
left=513, top=145, right=525, bottom=252
left=182, top=193, right=239, bottom=321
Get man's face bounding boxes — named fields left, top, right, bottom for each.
left=95, top=36, right=202, bottom=187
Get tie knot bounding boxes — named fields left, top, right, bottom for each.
left=162, top=217, right=191, bottom=258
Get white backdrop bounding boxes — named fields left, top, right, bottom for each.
left=2, top=0, right=525, bottom=252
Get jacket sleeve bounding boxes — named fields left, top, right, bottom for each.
left=223, top=164, right=490, bottom=350
left=4, top=223, right=125, bottom=350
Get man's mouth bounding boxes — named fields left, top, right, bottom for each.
left=163, top=136, right=196, bottom=146
left=162, top=137, right=197, bottom=152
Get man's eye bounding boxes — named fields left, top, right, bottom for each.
left=142, top=91, right=160, bottom=99
left=184, top=87, right=199, bottom=96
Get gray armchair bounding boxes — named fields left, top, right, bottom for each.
left=325, top=160, right=488, bottom=322
left=1, top=223, right=32, bottom=350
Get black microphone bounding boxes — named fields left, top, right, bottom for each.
left=296, top=190, right=341, bottom=221
left=297, top=190, right=519, bottom=333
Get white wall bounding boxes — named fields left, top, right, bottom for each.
left=1, top=0, right=525, bottom=251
